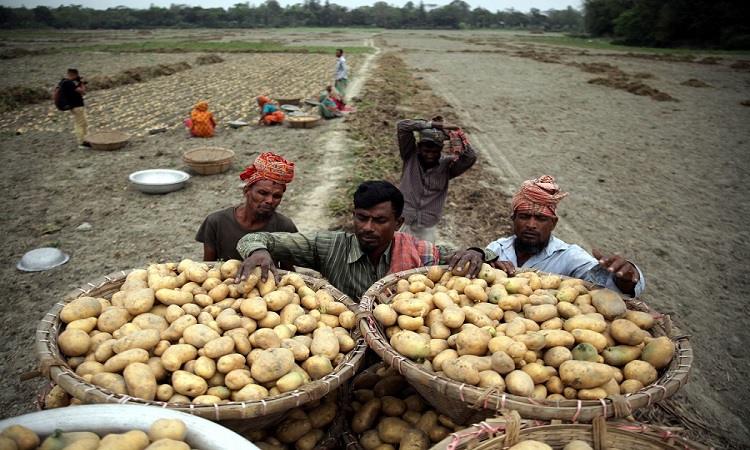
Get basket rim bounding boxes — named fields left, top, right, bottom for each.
left=182, top=147, right=236, bottom=164
left=36, top=265, right=366, bottom=421
left=357, top=265, right=693, bottom=423
left=84, top=130, right=130, bottom=144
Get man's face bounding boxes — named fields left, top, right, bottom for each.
left=336, top=50, right=342, bottom=58
left=244, top=179, right=285, bottom=220
left=418, top=143, right=443, bottom=167
left=353, top=202, right=404, bottom=255
left=512, top=210, right=558, bottom=255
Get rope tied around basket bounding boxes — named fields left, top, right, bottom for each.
left=470, top=385, right=504, bottom=411
left=610, top=394, right=633, bottom=418
left=19, top=357, right=68, bottom=382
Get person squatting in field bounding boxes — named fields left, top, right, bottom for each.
left=257, top=95, right=285, bottom=126
left=236, top=180, right=497, bottom=300
left=185, top=101, right=217, bottom=138
left=488, top=175, right=645, bottom=297
left=195, top=152, right=297, bottom=269
left=397, top=116, right=477, bottom=243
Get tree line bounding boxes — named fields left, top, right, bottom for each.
left=1, top=0, right=748, bottom=49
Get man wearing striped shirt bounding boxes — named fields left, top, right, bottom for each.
left=236, top=181, right=496, bottom=300
left=397, top=116, right=477, bottom=243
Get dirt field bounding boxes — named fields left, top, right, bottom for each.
left=1, top=29, right=749, bottom=449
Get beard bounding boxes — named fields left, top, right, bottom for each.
left=514, top=235, right=550, bottom=256
left=358, top=241, right=378, bottom=254
left=253, top=209, right=273, bottom=221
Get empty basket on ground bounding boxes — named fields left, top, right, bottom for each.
left=84, top=130, right=130, bottom=150
left=287, top=115, right=321, bottom=129
left=34, top=265, right=366, bottom=434
left=358, top=266, right=692, bottom=425
left=182, top=147, right=235, bottom=175
left=431, top=411, right=710, bottom=450
left=276, top=97, right=302, bottom=106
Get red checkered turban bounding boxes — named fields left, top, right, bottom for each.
left=239, top=152, right=295, bottom=189
left=511, top=175, right=569, bottom=218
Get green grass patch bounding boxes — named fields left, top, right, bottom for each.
left=66, top=41, right=372, bottom=54
left=520, top=35, right=750, bottom=55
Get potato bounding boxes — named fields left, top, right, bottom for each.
left=563, top=440, right=594, bottom=450
left=1, top=424, right=39, bottom=450
left=103, top=348, right=149, bottom=373
left=505, top=370, right=535, bottom=396
left=352, top=397, right=382, bottom=434
left=400, top=428, right=429, bottom=450
left=390, top=330, right=429, bottom=360
left=610, top=319, right=646, bottom=346
left=590, top=289, right=627, bottom=320
left=97, top=307, right=132, bottom=334
left=622, top=310, right=654, bottom=330
left=60, top=297, right=103, bottom=324
left=251, top=347, right=295, bottom=382
left=171, top=370, right=208, bottom=397
left=513, top=331, right=546, bottom=351
left=58, top=329, right=92, bottom=357
left=442, top=357, right=480, bottom=385
left=373, top=375, right=408, bottom=398
left=112, top=328, right=161, bottom=354
left=307, top=401, right=338, bottom=428
left=570, top=343, right=598, bottom=362
left=455, top=327, right=491, bottom=356
left=539, top=329, right=575, bottom=348
left=508, top=441, right=553, bottom=450
left=91, top=372, right=128, bottom=394
left=161, top=344, right=198, bottom=372
left=131, top=313, right=169, bottom=333
left=44, top=384, right=70, bottom=409
left=641, top=336, right=676, bottom=369
left=543, top=346, right=572, bottom=368
left=276, top=371, right=306, bottom=392
left=182, top=324, right=221, bottom=349
left=523, top=304, right=558, bottom=323
left=623, top=360, right=659, bottom=386
left=302, top=355, right=333, bottom=379
left=155, top=289, right=194, bottom=306
left=145, top=438, right=190, bottom=450
left=522, top=362, right=551, bottom=384
left=562, top=315, right=606, bottom=333
left=98, top=430, right=150, bottom=450
left=311, top=327, right=340, bottom=360
left=123, top=362, right=157, bottom=400
left=559, top=360, right=614, bottom=389
left=490, top=351, right=515, bottom=375
left=601, top=345, right=642, bottom=367
left=478, top=370, right=506, bottom=389
left=377, top=417, right=412, bottom=444
left=620, top=378, right=645, bottom=394
left=571, top=329, right=608, bottom=352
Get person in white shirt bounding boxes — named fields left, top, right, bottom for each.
left=334, top=48, right=348, bottom=99
left=487, top=175, right=645, bottom=297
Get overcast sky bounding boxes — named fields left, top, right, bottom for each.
left=3, top=0, right=582, bottom=12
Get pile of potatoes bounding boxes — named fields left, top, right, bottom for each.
left=247, top=391, right=340, bottom=450
left=53, top=259, right=359, bottom=407
left=346, top=364, right=466, bottom=450
left=0, top=418, right=191, bottom=450
left=371, top=264, right=676, bottom=402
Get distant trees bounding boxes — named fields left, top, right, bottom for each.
left=0, top=0, right=585, bottom=33
left=584, top=0, right=750, bottom=49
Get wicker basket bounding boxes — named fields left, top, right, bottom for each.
left=35, top=266, right=366, bottom=432
left=358, top=266, right=692, bottom=425
left=431, top=412, right=710, bottom=450
left=276, top=97, right=302, bottom=106
left=182, top=147, right=235, bottom=175
left=287, top=115, right=322, bottom=129
left=84, top=130, right=130, bottom=150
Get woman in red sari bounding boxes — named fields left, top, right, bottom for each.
left=257, top=95, right=285, bottom=126
left=185, top=101, right=216, bottom=138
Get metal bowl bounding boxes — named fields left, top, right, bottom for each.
left=281, top=104, right=301, bottom=113
left=227, top=120, right=248, bottom=129
left=0, top=404, right=260, bottom=450
left=129, top=169, right=189, bottom=194
left=16, top=247, right=70, bottom=272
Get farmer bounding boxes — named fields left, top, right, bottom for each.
left=397, top=115, right=477, bottom=243
left=236, top=180, right=496, bottom=300
left=60, top=68, right=89, bottom=147
left=326, top=85, right=352, bottom=112
left=196, top=152, right=297, bottom=267
left=256, top=95, right=285, bottom=126
left=487, top=175, right=645, bottom=297
left=333, top=48, right=348, bottom=99
left=185, top=101, right=216, bottom=138
left=317, top=90, right=342, bottom=120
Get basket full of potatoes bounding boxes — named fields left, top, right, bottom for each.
left=34, top=259, right=366, bottom=435
left=358, top=264, right=691, bottom=425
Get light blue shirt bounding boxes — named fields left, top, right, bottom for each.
left=487, top=235, right=645, bottom=297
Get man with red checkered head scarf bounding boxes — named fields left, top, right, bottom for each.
left=487, top=175, right=645, bottom=297
left=195, top=152, right=297, bottom=264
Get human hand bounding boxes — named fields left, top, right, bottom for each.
left=592, top=248, right=639, bottom=284
left=447, top=249, right=484, bottom=278
left=431, top=115, right=444, bottom=122
left=442, top=122, right=460, bottom=131
left=236, top=249, right=277, bottom=283
left=492, top=260, right=516, bottom=276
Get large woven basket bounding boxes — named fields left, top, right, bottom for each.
left=287, top=115, right=322, bottom=129
left=358, top=266, right=692, bottom=424
left=276, top=97, right=302, bottom=106
left=182, top=147, right=235, bottom=175
left=35, top=266, right=366, bottom=432
left=431, top=412, right=710, bottom=450
left=84, top=130, right=130, bottom=150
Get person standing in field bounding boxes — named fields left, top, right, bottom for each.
left=334, top=48, right=348, bottom=99
left=195, top=152, right=297, bottom=268
left=397, top=115, right=477, bottom=243
left=59, top=68, right=89, bottom=147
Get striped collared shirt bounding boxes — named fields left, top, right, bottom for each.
left=237, top=231, right=497, bottom=300
left=397, top=119, right=477, bottom=228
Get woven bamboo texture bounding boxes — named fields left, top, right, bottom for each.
left=84, top=130, right=130, bottom=150
left=288, top=115, right=322, bottom=128
left=432, top=412, right=710, bottom=450
left=276, top=98, right=302, bottom=106
left=182, top=147, right=235, bottom=175
left=35, top=266, right=366, bottom=431
left=358, top=266, right=692, bottom=424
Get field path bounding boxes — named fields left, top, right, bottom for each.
left=288, top=39, right=379, bottom=233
